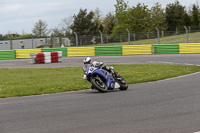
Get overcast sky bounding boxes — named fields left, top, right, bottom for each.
left=0, top=0, right=198, bottom=35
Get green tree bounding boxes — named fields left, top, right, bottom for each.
left=103, top=12, right=117, bottom=34
left=115, top=0, right=128, bottom=15
left=165, top=0, right=186, bottom=31
left=113, top=2, right=151, bottom=33
left=14, top=34, right=33, bottom=39
left=93, top=8, right=104, bottom=33
left=130, top=3, right=151, bottom=32
left=113, top=0, right=129, bottom=33
left=151, top=2, right=167, bottom=31
left=32, top=19, right=49, bottom=37
left=190, top=3, right=200, bottom=30
left=51, top=27, right=64, bottom=37
left=70, top=8, right=102, bottom=45
left=0, top=34, right=4, bottom=40
left=0, top=34, right=10, bottom=40
left=70, top=8, right=97, bottom=35
left=182, top=12, right=191, bottom=27
left=61, top=16, right=73, bottom=36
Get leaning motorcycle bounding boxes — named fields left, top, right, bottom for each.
left=83, top=63, right=128, bottom=93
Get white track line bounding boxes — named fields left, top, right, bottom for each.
left=161, top=71, right=200, bottom=81
left=149, top=61, right=200, bottom=66
left=147, top=61, right=200, bottom=82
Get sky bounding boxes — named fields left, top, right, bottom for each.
left=0, top=0, right=198, bottom=35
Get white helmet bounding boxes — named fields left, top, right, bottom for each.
left=83, top=57, right=92, bottom=64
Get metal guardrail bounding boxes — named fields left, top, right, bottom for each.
left=1, top=43, right=200, bottom=59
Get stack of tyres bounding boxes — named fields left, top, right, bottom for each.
left=36, top=53, right=45, bottom=64
left=57, top=51, right=62, bottom=57
left=57, top=51, right=62, bottom=62
left=30, top=53, right=37, bottom=64
left=44, top=52, right=51, bottom=63
left=30, top=51, right=62, bottom=64
left=51, top=52, right=58, bottom=63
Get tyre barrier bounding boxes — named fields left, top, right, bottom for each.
left=41, top=48, right=67, bottom=57
left=30, top=51, right=62, bottom=64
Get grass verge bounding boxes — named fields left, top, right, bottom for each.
left=0, top=64, right=200, bottom=98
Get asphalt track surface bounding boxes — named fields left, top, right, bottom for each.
left=0, top=54, right=200, bottom=133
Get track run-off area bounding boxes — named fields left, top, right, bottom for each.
left=0, top=54, right=200, bottom=133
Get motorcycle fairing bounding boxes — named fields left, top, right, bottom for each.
left=88, top=67, right=115, bottom=90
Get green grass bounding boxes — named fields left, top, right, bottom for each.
left=0, top=64, right=200, bottom=98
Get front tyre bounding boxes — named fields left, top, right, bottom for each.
left=90, top=75, right=108, bottom=93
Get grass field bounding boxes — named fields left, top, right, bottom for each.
left=0, top=64, right=200, bottom=98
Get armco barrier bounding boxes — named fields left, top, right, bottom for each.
left=67, top=47, right=95, bottom=57
left=153, top=44, right=179, bottom=54
left=41, top=48, right=67, bottom=57
left=16, top=49, right=41, bottom=58
left=95, top=46, right=122, bottom=56
left=122, top=45, right=152, bottom=55
left=0, top=50, right=16, bottom=59
left=2, top=43, right=200, bottom=60
left=179, top=43, right=200, bottom=53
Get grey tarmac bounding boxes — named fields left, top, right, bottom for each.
left=0, top=54, right=200, bottom=133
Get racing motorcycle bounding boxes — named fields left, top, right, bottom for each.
left=83, top=62, right=128, bottom=93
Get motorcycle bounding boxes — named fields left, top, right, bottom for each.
left=83, top=62, right=128, bottom=93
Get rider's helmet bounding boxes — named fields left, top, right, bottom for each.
left=83, top=57, right=92, bottom=64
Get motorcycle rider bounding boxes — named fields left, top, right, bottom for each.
left=82, top=57, right=117, bottom=80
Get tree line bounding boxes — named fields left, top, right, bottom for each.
left=0, top=0, right=200, bottom=40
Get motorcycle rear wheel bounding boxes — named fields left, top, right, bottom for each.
left=90, top=76, right=108, bottom=93
left=116, top=76, right=128, bottom=90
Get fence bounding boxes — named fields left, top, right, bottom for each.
left=1, top=28, right=200, bottom=50
left=70, top=28, right=200, bottom=46
left=54, top=29, right=200, bottom=46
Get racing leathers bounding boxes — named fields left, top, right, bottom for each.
left=82, top=61, right=115, bottom=80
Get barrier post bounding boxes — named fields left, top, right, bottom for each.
left=74, top=32, right=78, bottom=47
left=184, top=26, right=189, bottom=43
left=99, top=30, right=103, bottom=46
left=31, top=36, right=34, bottom=49
left=155, top=27, right=160, bottom=44
left=51, top=34, right=56, bottom=48
left=8, top=37, right=13, bottom=50
left=126, top=29, right=130, bottom=45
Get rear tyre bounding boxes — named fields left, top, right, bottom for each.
left=90, top=75, right=108, bottom=93
left=116, top=76, right=128, bottom=91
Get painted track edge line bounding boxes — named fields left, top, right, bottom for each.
left=155, top=71, right=200, bottom=82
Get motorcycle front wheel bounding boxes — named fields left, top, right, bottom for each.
left=90, top=75, right=108, bottom=93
